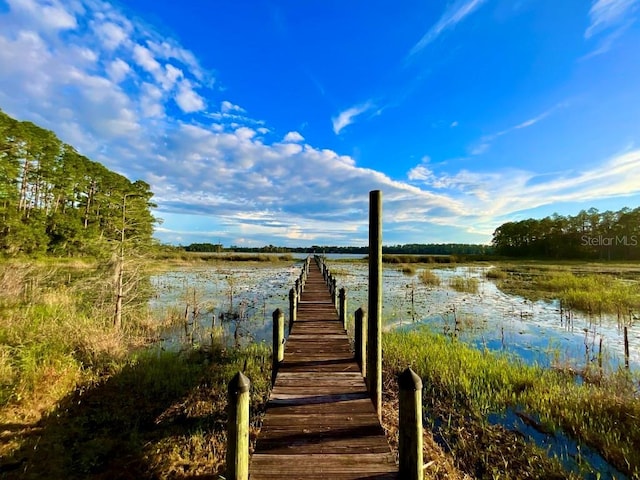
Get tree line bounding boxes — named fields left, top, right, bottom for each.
left=184, top=243, right=493, bottom=255
left=0, top=109, right=156, bottom=256
left=492, top=207, right=640, bottom=260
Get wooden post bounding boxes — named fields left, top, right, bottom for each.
left=368, top=189, right=382, bottom=418
left=227, top=372, right=250, bottom=480
left=399, top=368, right=423, bottom=480
left=624, top=325, right=630, bottom=369
left=332, top=277, right=338, bottom=307
left=339, top=288, right=347, bottom=331
left=272, top=309, right=284, bottom=385
left=355, top=307, right=367, bottom=379
left=289, top=288, right=297, bottom=334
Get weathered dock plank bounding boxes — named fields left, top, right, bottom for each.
left=248, top=259, right=397, bottom=479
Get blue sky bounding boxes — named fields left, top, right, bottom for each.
left=1, top=0, right=640, bottom=247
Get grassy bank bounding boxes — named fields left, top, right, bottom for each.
left=1, top=344, right=271, bottom=479
left=0, top=260, right=273, bottom=478
left=493, top=263, right=640, bottom=316
left=383, top=328, right=640, bottom=478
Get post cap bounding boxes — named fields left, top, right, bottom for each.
left=398, top=367, right=422, bottom=391
left=229, top=371, right=251, bottom=395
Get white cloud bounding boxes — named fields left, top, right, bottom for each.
left=283, top=131, right=304, bottom=143
left=582, top=0, right=638, bottom=57
left=221, top=100, right=245, bottom=113
left=332, top=102, right=374, bottom=134
left=106, top=58, right=131, bottom=82
left=162, top=64, right=183, bottom=90
left=8, top=0, right=78, bottom=31
left=585, top=0, right=639, bottom=38
left=407, top=149, right=640, bottom=227
left=2, top=0, right=639, bottom=246
left=175, top=79, right=205, bottom=113
left=140, top=82, right=164, bottom=118
left=408, top=0, right=487, bottom=58
left=132, top=43, right=162, bottom=76
left=94, top=20, right=129, bottom=50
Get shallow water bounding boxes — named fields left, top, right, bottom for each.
left=332, top=262, right=639, bottom=373
left=149, top=262, right=300, bottom=348
left=150, top=260, right=639, bottom=372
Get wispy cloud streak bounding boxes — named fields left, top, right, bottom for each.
left=583, top=0, right=639, bottom=57
left=408, top=0, right=487, bottom=58
left=585, top=0, right=639, bottom=38
left=469, top=103, right=567, bottom=155
left=332, top=101, right=374, bottom=134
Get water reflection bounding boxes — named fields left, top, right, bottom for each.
left=150, top=261, right=638, bottom=372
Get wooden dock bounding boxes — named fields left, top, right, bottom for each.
left=248, top=259, right=398, bottom=479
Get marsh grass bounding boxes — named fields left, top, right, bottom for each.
left=448, top=275, right=479, bottom=294
left=0, top=259, right=273, bottom=479
left=497, top=266, right=640, bottom=316
left=399, top=264, right=416, bottom=275
left=383, top=328, right=640, bottom=478
left=383, top=254, right=455, bottom=264
left=419, top=269, right=441, bottom=286
left=485, top=267, right=508, bottom=280
left=0, top=261, right=156, bottom=421
left=1, top=343, right=271, bottom=479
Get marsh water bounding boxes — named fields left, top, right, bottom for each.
left=149, top=257, right=636, bottom=479
left=150, top=258, right=639, bottom=372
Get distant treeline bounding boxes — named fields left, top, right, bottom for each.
left=492, top=207, right=640, bottom=260
left=184, top=243, right=493, bottom=255
left=0, top=109, right=156, bottom=256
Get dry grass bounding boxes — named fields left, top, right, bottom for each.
left=419, top=269, right=441, bottom=287
left=382, top=374, right=470, bottom=480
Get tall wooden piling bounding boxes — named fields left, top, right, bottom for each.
left=272, top=309, right=284, bottom=384
left=398, top=368, right=423, bottom=480
left=289, top=288, right=297, bottom=334
left=227, top=372, right=250, bottom=480
left=339, top=287, right=347, bottom=331
left=624, top=325, right=630, bottom=369
left=368, top=189, right=382, bottom=418
left=355, top=307, right=367, bottom=378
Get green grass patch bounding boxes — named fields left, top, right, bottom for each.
left=383, top=328, right=640, bottom=478
left=497, top=266, right=640, bottom=315
left=448, top=275, right=479, bottom=293
left=383, top=254, right=455, bottom=264
left=485, top=267, right=507, bottom=280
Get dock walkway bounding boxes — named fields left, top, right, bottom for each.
left=248, top=259, right=397, bottom=479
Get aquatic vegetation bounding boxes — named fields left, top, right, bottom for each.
left=419, top=269, right=440, bottom=286
left=383, top=327, right=640, bottom=478
left=400, top=264, right=416, bottom=275
left=496, top=267, right=640, bottom=316
left=448, top=275, right=479, bottom=294
left=485, top=267, right=507, bottom=280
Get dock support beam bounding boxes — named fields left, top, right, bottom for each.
left=355, top=307, right=367, bottom=379
left=339, top=287, right=347, bottom=331
left=227, top=372, right=250, bottom=480
left=399, top=368, right=423, bottom=480
left=272, top=309, right=284, bottom=385
left=368, top=189, right=382, bottom=419
left=289, top=288, right=297, bottom=334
